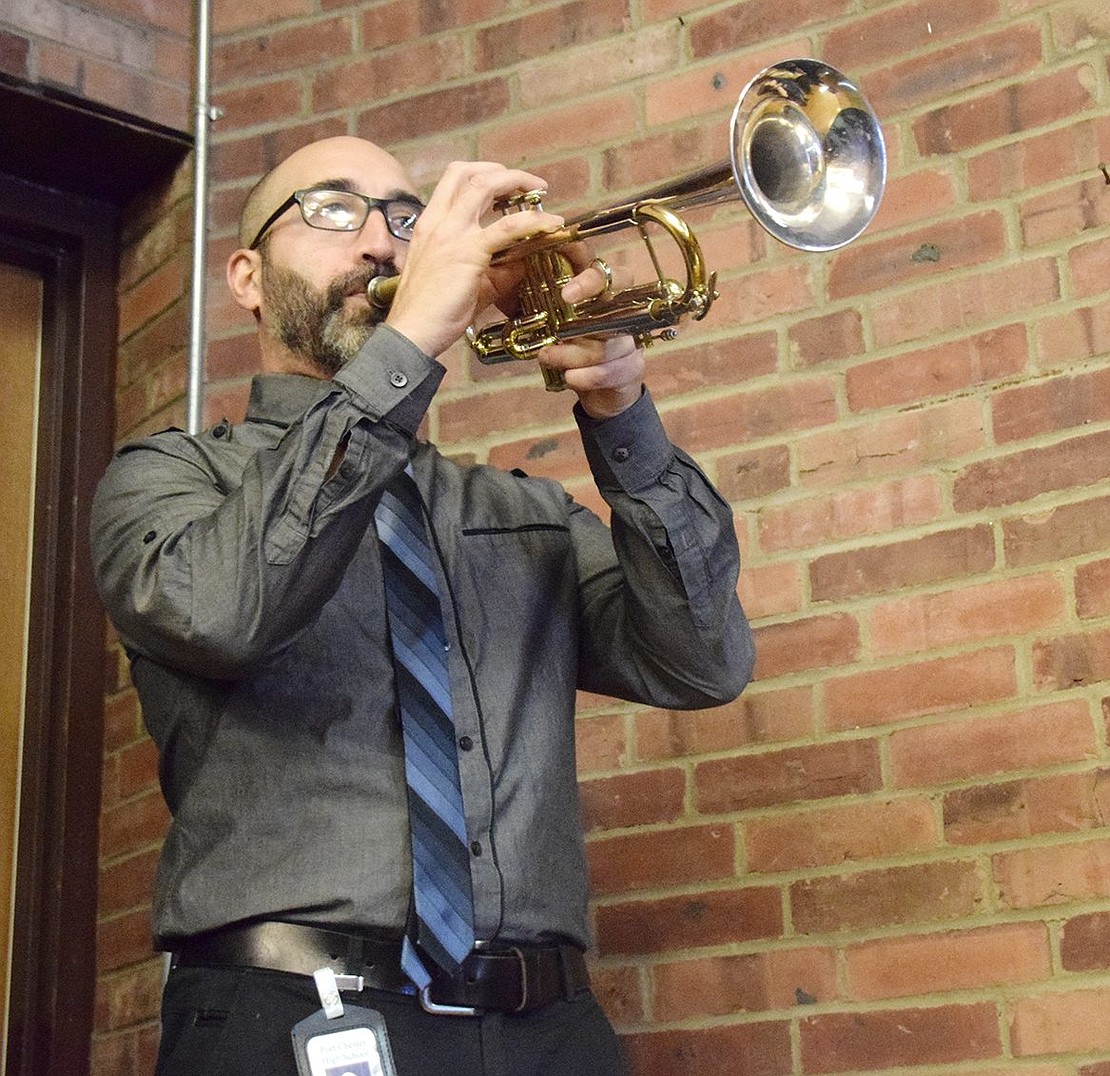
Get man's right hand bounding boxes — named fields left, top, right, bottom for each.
left=384, top=161, right=566, bottom=359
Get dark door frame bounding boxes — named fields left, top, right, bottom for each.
left=1, top=172, right=116, bottom=1076
left=0, top=76, right=190, bottom=1076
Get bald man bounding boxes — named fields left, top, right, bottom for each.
left=91, top=136, right=753, bottom=1076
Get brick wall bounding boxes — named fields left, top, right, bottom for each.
left=7, top=0, right=1110, bottom=1073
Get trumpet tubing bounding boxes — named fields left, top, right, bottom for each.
left=367, top=58, right=886, bottom=388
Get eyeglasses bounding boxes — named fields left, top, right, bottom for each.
left=248, top=188, right=424, bottom=250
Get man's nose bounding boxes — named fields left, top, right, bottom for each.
left=354, top=208, right=398, bottom=261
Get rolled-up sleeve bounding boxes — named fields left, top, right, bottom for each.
left=571, top=389, right=754, bottom=708
left=90, top=327, right=443, bottom=679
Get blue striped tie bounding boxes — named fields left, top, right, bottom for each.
left=375, top=466, right=475, bottom=989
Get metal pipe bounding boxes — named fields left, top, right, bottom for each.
left=186, top=0, right=214, bottom=435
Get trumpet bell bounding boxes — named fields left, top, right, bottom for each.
left=733, top=58, right=886, bottom=251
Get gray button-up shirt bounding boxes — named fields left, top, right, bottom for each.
left=91, top=325, right=753, bottom=949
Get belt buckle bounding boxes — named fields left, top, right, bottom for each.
left=418, top=983, right=479, bottom=1017
left=509, top=946, right=528, bottom=1013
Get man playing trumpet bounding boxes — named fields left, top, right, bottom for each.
left=91, top=135, right=754, bottom=1076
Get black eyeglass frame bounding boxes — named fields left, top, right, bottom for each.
left=248, top=188, right=425, bottom=250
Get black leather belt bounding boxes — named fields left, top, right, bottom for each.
left=172, top=921, right=590, bottom=1015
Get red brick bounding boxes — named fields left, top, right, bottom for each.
left=994, top=837, right=1110, bottom=910
left=1070, top=235, right=1110, bottom=299
left=658, top=376, right=837, bottom=457
left=847, top=323, right=1027, bottom=411
left=825, top=646, right=1017, bottom=731
left=586, top=824, right=735, bottom=895
left=994, top=365, right=1110, bottom=443
left=1005, top=494, right=1110, bottom=568
left=575, top=711, right=628, bottom=774
left=955, top=429, right=1110, bottom=511
left=358, top=0, right=512, bottom=46
left=212, top=17, right=354, bottom=83
left=589, top=963, right=644, bottom=1027
left=870, top=24, right=1042, bottom=117
left=811, top=524, right=995, bottom=602
left=715, top=443, right=791, bottom=503
left=828, top=212, right=1007, bottom=300
left=801, top=1002, right=1002, bottom=1071
left=695, top=739, right=883, bottom=815
left=944, top=769, right=1110, bottom=845
left=739, top=561, right=805, bottom=621
left=823, top=0, right=999, bottom=70
left=688, top=0, right=852, bottom=59
left=1061, top=911, right=1110, bottom=973
left=872, top=257, right=1060, bottom=350
left=97, top=908, right=156, bottom=972
left=758, top=475, right=941, bottom=553
left=0, top=30, right=30, bottom=78
left=1033, top=626, right=1110, bottom=693
left=846, top=922, right=1050, bottom=1000
left=99, top=791, right=171, bottom=861
left=1051, top=0, right=1110, bottom=54
left=873, top=167, right=961, bottom=233
left=1033, top=302, right=1110, bottom=372
left=791, top=860, right=985, bottom=934
left=635, top=685, right=815, bottom=761
left=750, top=613, right=861, bottom=679
left=99, top=848, right=160, bottom=917
left=652, top=946, right=838, bottom=1020
left=968, top=115, right=1110, bottom=200
left=1078, top=558, right=1110, bottom=619
left=623, top=1021, right=793, bottom=1076
left=636, top=331, right=779, bottom=403
left=118, top=257, right=186, bottom=342
left=487, top=427, right=588, bottom=483
left=871, top=572, right=1068, bottom=657
left=477, top=93, right=637, bottom=164
left=474, top=0, right=629, bottom=70
left=787, top=308, right=865, bottom=369
left=595, top=886, right=783, bottom=955
left=644, top=39, right=814, bottom=130
left=1012, top=985, right=1110, bottom=1054
left=893, top=700, right=1099, bottom=790
left=94, top=960, right=164, bottom=1032
left=358, top=79, right=512, bottom=148
left=914, top=64, right=1093, bottom=156
left=797, top=398, right=985, bottom=488
left=1021, top=174, right=1110, bottom=247
left=745, top=797, right=938, bottom=872
left=579, top=768, right=686, bottom=831
left=313, top=39, right=468, bottom=113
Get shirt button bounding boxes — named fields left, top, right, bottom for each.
left=458, top=736, right=474, bottom=751
left=389, top=371, right=408, bottom=388
left=470, top=841, right=483, bottom=857
left=613, top=446, right=630, bottom=463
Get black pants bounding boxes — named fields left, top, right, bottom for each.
left=155, top=965, right=628, bottom=1076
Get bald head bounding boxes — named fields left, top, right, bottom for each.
left=238, top=136, right=418, bottom=249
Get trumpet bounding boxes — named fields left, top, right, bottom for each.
left=368, top=58, right=886, bottom=390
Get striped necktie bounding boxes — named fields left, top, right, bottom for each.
left=374, top=466, right=475, bottom=989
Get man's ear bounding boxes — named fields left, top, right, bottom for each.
left=227, top=247, right=263, bottom=315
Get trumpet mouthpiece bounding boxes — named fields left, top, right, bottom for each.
left=367, top=275, right=399, bottom=311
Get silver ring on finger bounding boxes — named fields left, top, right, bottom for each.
left=589, top=256, right=615, bottom=297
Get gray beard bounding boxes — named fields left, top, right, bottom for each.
left=260, top=260, right=396, bottom=377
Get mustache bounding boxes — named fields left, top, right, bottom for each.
left=326, top=263, right=398, bottom=304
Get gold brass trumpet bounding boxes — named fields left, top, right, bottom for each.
left=368, top=58, right=886, bottom=390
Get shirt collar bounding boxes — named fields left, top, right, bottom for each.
left=246, top=372, right=334, bottom=428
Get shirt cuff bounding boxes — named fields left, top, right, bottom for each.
left=575, top=388, right=672, bottom=493
left=332, top=324, right=445, bottom=435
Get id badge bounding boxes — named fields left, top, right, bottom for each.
left=291, top=1006, right=398, bottom=1076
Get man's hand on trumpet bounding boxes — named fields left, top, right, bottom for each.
left=539, top=245, right=645, bottom=421
left=384, top=161, right=565, bottom=360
